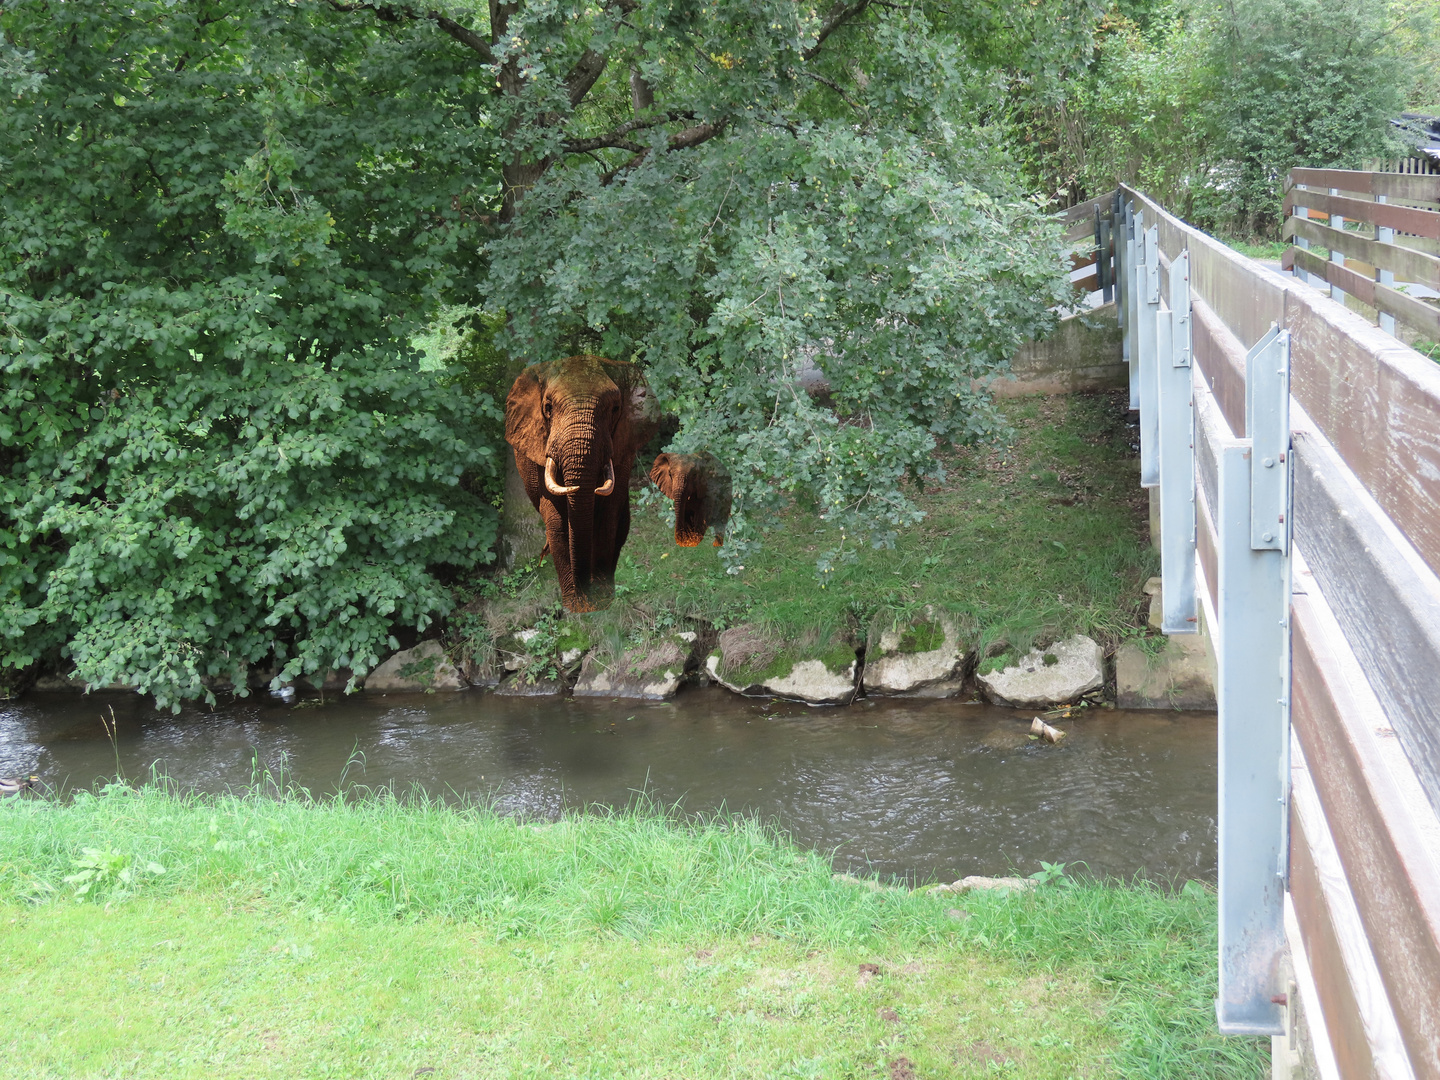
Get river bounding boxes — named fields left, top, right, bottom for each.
left=1, top=686, right=1216, bottom=884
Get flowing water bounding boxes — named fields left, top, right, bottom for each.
left=0, top=686, right=1217, bottom=883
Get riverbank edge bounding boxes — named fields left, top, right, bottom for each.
left=0, top=786, right=1266, bottom=1078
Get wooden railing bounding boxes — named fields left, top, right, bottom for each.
left=1090, top=185, right=1440, bottom=1079
left=1281, top=167, right=1440, bottom=342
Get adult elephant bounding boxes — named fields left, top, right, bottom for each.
left=505, top=355, right=660, bottom=612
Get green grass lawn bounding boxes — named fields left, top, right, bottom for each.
left=0, top=787, right=1264, bottom=1079
left=467, top=392, right=1156, bottom=667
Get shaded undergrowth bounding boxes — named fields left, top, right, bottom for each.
left=461, top=392, right=1158, bottom=669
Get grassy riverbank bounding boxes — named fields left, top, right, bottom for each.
left=0, top=787, right=1263, bottom=1078
left=465, top=391, right=1156, bottom=670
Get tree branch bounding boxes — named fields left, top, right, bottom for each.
left=668, top=118, right=727, bottom=150
left=327, top=3, right=496, bottom=64
left=597, top=117, right=729, bottom=184
left=566, top=134, right=647, bottom=154
left=802, top=71, right=862, bottom=110
left=563, top=48, right=609, bottom=108
left=429, top=11, right=496, bottom=63
left=561, top=112, right=693, bottom=154
left=802, top=0, right=873, bottom=61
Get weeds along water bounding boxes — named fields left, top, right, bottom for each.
left=0, top=778, right=1265, bottom=1078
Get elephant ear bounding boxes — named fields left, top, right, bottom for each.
left=649, top=453, right=685, bottom=500
left=505, top=363, right=549, bottom=467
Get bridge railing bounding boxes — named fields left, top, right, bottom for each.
left=1099, top=184, right=1440, bottom=1079
left=1281, top=167, right=1440, bottom=342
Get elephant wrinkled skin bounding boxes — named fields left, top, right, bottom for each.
left=506, top=355, right=659, bottom=612
left=505, top=355, right=735, bottom=612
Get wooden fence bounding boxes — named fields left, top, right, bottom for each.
left=1281, top=168, right=1440, bottom=343
left=1090, top=184, right=1440, bottom=1079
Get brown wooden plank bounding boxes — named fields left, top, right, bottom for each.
left=1285, top=216, right=1440, bottom=289
left=1191, top=296, right=1248, bottom=436
left=1283, top=189, right=1440, bottom=241
left=1288, top=167, right=1440, bottom=204
left=1292, top=247, right=1379, bottom=304
left=1070, top=268, right=1098, bottom=297
left=1285, top=292, right=1440, bottom=580
left=1289, top=247, right=1440, bottom=340
left=1290, top=730, right=1421, bottom=1079
left=1289, top=793, right=1384, bottom=1080
left=1060, top=191, right=1115, bottom=226
left=1064, top=218, right=1096, bottom=243
left=1070, top=249, right=1098, bottom=272
left=1122, top=180, right=1290, bottom=348
left=1292, top=429, right=1440, bottom=814
left=1291, top=586, right=1440, bottom=1078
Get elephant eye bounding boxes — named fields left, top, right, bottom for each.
left=542, top=399, right=552, bottom=419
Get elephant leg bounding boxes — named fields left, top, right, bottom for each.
left=538, top=499, right=581, bottom=608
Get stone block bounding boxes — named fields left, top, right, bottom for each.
left=862, top=608, right=967, bottom=697
left=1115, top=636, right=1215, bottom=710
left=572, top=635, right=696, bottom=700
left=707, top=624, right=859, bottom=706
left=493, top=673, right=565, bottom=696
left=365, top=641, right=466, bottom=692
left=977, top=634, right=1103, bottom=709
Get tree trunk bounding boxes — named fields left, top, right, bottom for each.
left=499, top=452, right=546, bottom=569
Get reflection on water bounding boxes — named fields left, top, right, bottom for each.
left=0, top=686, right=1216, bottom=883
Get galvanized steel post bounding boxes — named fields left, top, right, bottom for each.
left=1157, top=250, right=1196, bottom=632
left=1376, top=194, right=1397, bottom=337
left=1214, top=325, right=1292, bottom=1036
left=1139, top=224, right=1160, bottom=488
left=1126, top=206, right=1142, bottom=411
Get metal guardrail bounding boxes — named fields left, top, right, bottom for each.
left=1093, top=186, right=1440, bottom=1077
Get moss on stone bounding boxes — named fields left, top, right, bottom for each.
left=978, top=651, right=1016, bottom=676
left=554, top=621, right=592, bottom=655
left=896, top=619, right=946, bottom=655
left=818, top=644, right=859, bottom=677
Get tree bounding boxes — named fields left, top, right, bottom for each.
left=1021, top=0, right=1406, bottom=234
left=335, top=0, right=1084, bottom=572
left=1, top=3, right=500, bottom=706
left=3, top=0, right=1092, bottom=706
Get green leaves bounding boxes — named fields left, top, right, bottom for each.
left=489, top=104, right=1066, bottom=571
left=1023, top=0, right=1405, bottom=232
left=1, top=1, right=501, bottom=707
left=63, top=847, right=166, bottom=902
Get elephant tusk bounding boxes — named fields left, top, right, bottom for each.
left=595, top=460, right=616, bottom=496
left=544, top=457, right=580, bottom=496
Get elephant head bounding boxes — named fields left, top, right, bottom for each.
left=506, top=355, right=658, bottom=611
left=650, top=451, right=732, bottom=547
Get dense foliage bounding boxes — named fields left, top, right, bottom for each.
left=1, top=5, right=500, bottom=706
left=1024, top=0, right=1412, bottom=234
left=468, top=0, right=1084, bottom=570
left=3, top=0, right=1096, bottom=703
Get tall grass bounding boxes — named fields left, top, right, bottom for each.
left=0, top=782, right=1264, bottom=1077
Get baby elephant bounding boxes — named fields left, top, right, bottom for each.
left=650, top=452, right=732, bottom=547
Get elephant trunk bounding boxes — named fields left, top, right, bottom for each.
left=551, top=418, right=610, bottom=606
left=567, top=489, right=597, bottom=601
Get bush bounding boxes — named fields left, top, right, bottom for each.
left=0, top=3, right=502, bottom=706
left=1023, top=0, right=1407, bottom=235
